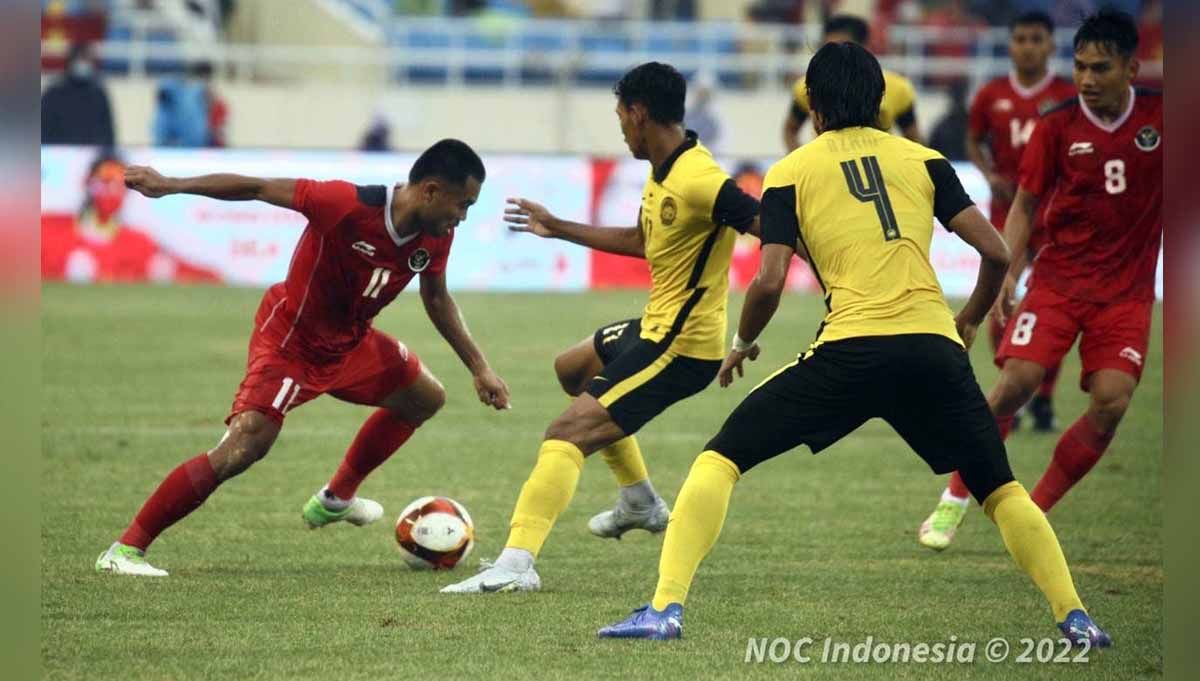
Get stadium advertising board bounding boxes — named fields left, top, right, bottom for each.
left=41, top=146, right=1162, bottom=298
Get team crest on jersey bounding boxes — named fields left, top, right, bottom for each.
left=660, top=197, right=677, bottom=226
left=408, top=248, right=431, bottom=272
left=1135, top=125, right=1161, bottom=152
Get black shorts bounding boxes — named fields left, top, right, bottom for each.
left=707, top=334, right=1015, bottom=502
left=586, top=318, right=721, bottom=435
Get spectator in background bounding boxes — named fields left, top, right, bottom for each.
left=153, top=63, right=227, bottom=147
left=41, top=42, right=115, bottom=147
left=651, top=0, right=697, bottom=20
left=927, top=79, right=969, bottom=161
left=684, top=75, right=722, bottom=152
left=360, top=113, right=392, bottom=152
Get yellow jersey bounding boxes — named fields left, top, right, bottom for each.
left=760, top=126, right=975, bottom=350
left=638, top=131, right=759, bottom=360
left=791, top=68, right=917, bottom=133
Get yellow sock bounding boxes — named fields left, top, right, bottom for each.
left=506, top=439, right=585, bottom=557
left=652, top=451, right=741, bottom=611
left=599, top=436, right=649, bottom=487
left=984, top=481, right=1085, bottom=621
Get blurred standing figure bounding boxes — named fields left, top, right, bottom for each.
left=683, top=76, right=721, bottom=152
left=928, top=80, right=970, bottom=161
left=41, top=42, right=115, bottom=147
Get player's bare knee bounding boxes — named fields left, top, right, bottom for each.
left=210, top=412, right=278, bottom=480
left=553, top=353, right=588, bottom=396
left=413, top=381, right=447, bottom=422
left=1089, top=392, right=1130, bottom=433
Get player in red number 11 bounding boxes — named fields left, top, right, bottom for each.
left=96, top=139, right=511, bottom=576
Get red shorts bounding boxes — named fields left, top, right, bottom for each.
left=228, top=318, right=421, bottom=425
left=995, top=285, right=1153, bottom=390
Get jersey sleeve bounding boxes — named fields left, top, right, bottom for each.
left=923, top=158, right=975, bottom=229
left=424, top=230, right=455, bottom=276
left=680, top=165, right=733, bottom=228
left=967, top=86, right=989, bottom=137
left=292, top=179, right=358, bottom=234
left=1018, top=116, right=1059, bottom=197
left=711, top=179, right=760, bottom=233
left=759, top=161, right=800, bottom=248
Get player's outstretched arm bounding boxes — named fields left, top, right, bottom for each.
left=720, top=242, right=792, bottom=387
left=948, top=205, right=1011, bottom=347
left=418, top=270, right=511, bottom=410
left=993, top=188, right=1039, bottom=323
left=782, top=106, right=805, bottom=152
left=123, top=165, right=296, bottom=209
left=504, top=197, right=644, bottom=258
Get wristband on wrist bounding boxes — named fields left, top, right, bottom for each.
left=732, top=334, right=756, bottom=353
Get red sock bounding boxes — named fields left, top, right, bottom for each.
left=1031, top=415, right=1114, bottom=511
left=327, top=409, right=416, bottom=500
left=119, top=454, right=218, bottom=551
left=1038, top=364, right=1061, bottom=399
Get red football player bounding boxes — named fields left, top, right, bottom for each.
left=965, top=10, right=1076, bottom=434
left=921, top=9, right=1161, bottom=550
left=96, top=139, right=512, bottom=576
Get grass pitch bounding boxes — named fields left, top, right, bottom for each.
left=42, top=284, right=1161, bottom=679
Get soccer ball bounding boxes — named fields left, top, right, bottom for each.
left=394, top=496, right=475, bottom=570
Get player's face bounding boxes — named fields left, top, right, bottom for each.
left=87, top=161, right=127, bottom=222
left=1009, top=24, right=1053, bottom=74
left=616, top=101, right=647, bottom=160
left=1073, top=43, right=1138, bottom=113
left=419, top=177, right=480, bottom=237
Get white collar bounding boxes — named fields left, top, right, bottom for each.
left=1079, top=87, right=1136, bottom=133
left=384, top=184, right=419, bottom=247
left=1008, top=69, right=1056, bottom=99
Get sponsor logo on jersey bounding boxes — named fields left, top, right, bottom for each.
left=352, top=241, right=377, bottom=257
left=408, top=248, right=431, bottom=272
left=660, top=196, right=677, bottom=226
left=994, top=98, right=1013, bottom=112
left=1119, top=346, right=1144, bottom=366
left=1135, top=125, right=1161, bottom=152
left=1068, top=141, right=1094, bottom=156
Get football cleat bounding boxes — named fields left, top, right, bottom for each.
left=95, top=542, right=168, bottom=577
left=918, top=499, right=968, bottom=551
left=302, top=493, right=383, bottom=529
left=1057, top=609, right=1113, bottom=648
left=588, top=497, right=670, bottom=539
left=598, top=603, right=683, bottom=640
left=1030, top=395, right=1057, bottom=432
left=439, top=559, right=541, bottom=594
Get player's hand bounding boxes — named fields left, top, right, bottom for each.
left=718, top=344, right=760, bottom=388
left=985, top=172, right=1015, bottom=205
left=123, top=165, right=176, bottom=198
left=473, top=367, right=511, bottom=410
left=993, top=274, right=1019, bottom=326
left=955, top=313, right=979, bottom=350
left=504, top=198, right=557, bottom=238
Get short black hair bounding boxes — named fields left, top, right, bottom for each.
left=613, top=62, right=686, bottom=125
left=1074, top=8, right=1139, bottom=59
left=805, top=42, right=884, bottom=131
left=409, top=138, right=486, bottom=186
left=823, top=14, right=870, bottom=44
left=1011, top=10, right=1054, bottom=34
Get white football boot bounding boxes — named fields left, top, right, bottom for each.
left=94, top=542, right=168, bottom=577
left=588, top=496, right=671, bottom=539
left=439, top=559, right=541, bottom=594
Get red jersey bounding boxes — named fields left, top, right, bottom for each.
left=1019, top=87, right=1163, bottom=303
left=968, top=72, right=1075, bottom=228
left=259, top=180, right=453, bottom=364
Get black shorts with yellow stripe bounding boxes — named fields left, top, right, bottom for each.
left=705, top=334, right=1016, bottom=503
left=587, top=318, right=720, bottom=435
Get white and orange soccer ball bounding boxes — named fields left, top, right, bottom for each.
left=394, top=496, right=475, bottom=570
